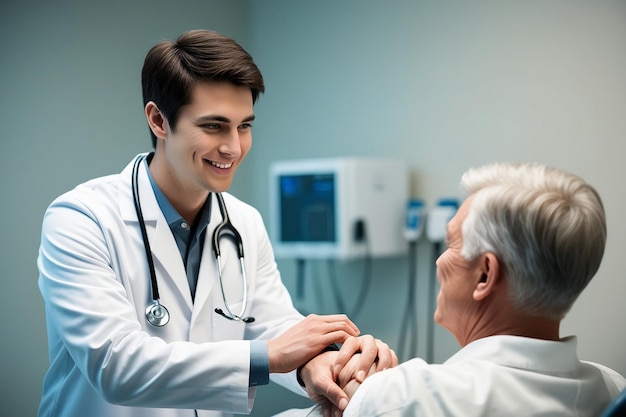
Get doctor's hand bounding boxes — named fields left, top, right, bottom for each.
left=267, top=314, right=359, bottom=374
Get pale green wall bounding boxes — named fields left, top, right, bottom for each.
left=1, top=1, right=625, bottom=416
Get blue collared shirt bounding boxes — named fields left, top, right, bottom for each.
left=144, top=158, right=269, bottom=387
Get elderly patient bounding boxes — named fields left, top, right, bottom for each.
left=277, top=162, right=626, bottom=417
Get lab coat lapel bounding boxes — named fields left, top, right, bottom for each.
left=149, top=215, right=194, bottom=309
left=191, top=193, right=220, bottom=325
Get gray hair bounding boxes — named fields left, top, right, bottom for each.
left=460, top=162, right=606, bottom=319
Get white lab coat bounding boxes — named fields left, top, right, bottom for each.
left=38, top=154, right=306, bottom=417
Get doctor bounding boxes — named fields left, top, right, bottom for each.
left=37, top=29, right=396, bottom=417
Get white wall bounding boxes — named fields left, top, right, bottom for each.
left=1, top=1, right=624, bottom=416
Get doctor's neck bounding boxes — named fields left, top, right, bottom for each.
left=148, top=154, right=211, bottom=226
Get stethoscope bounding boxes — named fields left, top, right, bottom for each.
left=132, top=154, right=254, bottom=327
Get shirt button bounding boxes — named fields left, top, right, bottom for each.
left=181, top=222, right=189, bottom=229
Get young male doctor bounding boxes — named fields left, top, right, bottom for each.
left=37, top=29, right=396, bottom=417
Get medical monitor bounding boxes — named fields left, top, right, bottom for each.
left=269, top=158, right=409, bottom=259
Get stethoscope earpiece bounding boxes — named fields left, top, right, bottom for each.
left=145, top=300, right=170, bottom=327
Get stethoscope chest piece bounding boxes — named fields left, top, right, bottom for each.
left=145, top=300, right=170, bottom=327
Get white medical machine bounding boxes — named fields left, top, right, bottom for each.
left=269, top=157, right=409, bottom=260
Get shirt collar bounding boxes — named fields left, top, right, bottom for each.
left=144, top=157, right=182, bottom=227
left=446, top=335, right=580, bottom=374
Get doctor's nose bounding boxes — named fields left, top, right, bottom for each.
left=218, top=131, right=243, bottom=158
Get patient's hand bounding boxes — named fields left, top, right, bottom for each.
left=301, top=353, right=377, bottom=417
left=337, top=353, right=378, bottom=398
left=300, top=336, right=396, bottom=416
left=333, top=335, right=397, bottom=385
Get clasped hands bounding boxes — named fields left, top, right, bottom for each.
left=268, top=314, right=398, bottom=417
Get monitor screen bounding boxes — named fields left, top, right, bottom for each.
left=278, top=173, right=336, bottom=243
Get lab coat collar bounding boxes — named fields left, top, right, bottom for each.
left=446, top=335, right=580, bottom=374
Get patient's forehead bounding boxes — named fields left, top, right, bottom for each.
left=449, top=196, right=473, bottom=238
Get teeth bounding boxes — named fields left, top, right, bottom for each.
left=209, top=161, right=232, bottom=169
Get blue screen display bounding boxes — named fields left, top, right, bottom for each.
left=279, top=173, right=336, bottom=242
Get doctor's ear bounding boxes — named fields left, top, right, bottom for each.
left=145, top=102, right=168, bottom=140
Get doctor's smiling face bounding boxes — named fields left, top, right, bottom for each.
left=146, top=80, right=255, bottom=209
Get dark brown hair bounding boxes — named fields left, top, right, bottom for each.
left=141, top=29, right=265, bottom=147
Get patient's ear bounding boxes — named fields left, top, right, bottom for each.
left=473, top=253, right=500, bottom=301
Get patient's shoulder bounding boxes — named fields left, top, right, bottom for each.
left=581, top=360, right=626, bottom=395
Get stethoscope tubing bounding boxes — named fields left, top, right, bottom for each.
left=216, top=256, right=248, bottom=321
left=132, top=155, right=160, bottom=302
left=133, top=155, right=171, bottom=327
left=212, top=192, right=253, bottom=322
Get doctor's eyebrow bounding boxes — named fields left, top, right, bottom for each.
left=194, top=114, right=256, bottom=124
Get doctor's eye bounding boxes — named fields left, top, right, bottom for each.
left=200, top=123, right=221, bottom=131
